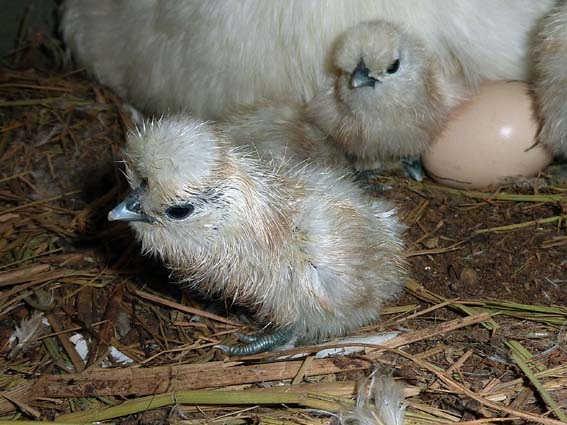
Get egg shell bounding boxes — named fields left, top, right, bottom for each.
left=422, top=81, right=552, bottom=190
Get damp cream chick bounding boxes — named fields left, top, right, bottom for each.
left=533, top=0, right=567, bottom=159
left=109, top=116, right=406, bottom=354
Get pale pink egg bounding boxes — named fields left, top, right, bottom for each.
left=422, top=81, right=552, bottom=190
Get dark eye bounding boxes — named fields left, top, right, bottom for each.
left=386, top=59, right=400, bottom=74
left=165, top=204, right=195, bottom=220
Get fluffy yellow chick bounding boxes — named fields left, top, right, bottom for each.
left=108, top=116, right=406, bottom=354
left=219, top=101, right=349, bottom=170
left=307, top=21, right=460, bottom=173
left=533, top=0, right=567, bottom=159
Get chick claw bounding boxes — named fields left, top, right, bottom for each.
left=215, top=328, right=292, bottom=356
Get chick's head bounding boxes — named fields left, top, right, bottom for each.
left=113, top=116, right=247, bottom=261
left=333, top=20, right=433, bottom=116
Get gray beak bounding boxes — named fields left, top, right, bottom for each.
left=108, top=186, right=153, bottom=223
left=351, top=60, right=378, bottom=89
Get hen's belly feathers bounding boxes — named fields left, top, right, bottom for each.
left=61, top=0, right=554, bottom=118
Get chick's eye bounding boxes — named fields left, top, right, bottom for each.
left=386, top=58, right=400, bottom=74
left=165, top=204, right=195, bottom=220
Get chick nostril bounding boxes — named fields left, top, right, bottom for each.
left=350, top=60, right=378, bottom=89
left=126, top=197, right=142, bottom=213
left=354, top=59, right=369, bottom=75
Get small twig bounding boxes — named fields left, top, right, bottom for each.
left=0, top=421, right=84, bottom=425
left=56, top=389, right=349, bottom=423
left=0, top=280, right=44, bottom=302
left=474, top=215, right=565, bottom=234
left=87, top=283, right=125, bottom=368
left=0, top=247, right=63, bottom=271
left=395, top=299, right=458, bottom=323
left=0, top=391, right=41, bottom=419
left=373, top=312, right=492, bottom=355
left=139, top=341, right=219, bottom=365
left=33, top=356, right=372, bottom=397
left=418, top=182, right=566, bottom=203
left=0, top=264, right=50, bottom=286
left=34, top=320, right=107, bottom=342
left=430, top=350, right=473, bottom=390
left=405, top=280, right=500, bottom=331
left=0, top=97, right=89, bottom=107
left=0, top=171, right=31, bottom=185
left=405, top=241, right=465, bottom=257
left=1, top=191, right=80, bottom=215
left=134, top=288, right=242, bottom=326
left=46, top=312, right=85, bottom=373
left=292, top=356, right=315, bottom=385
left=0, top=83, right=74, bottom=92
left=456, top=418, right=520, bottom=424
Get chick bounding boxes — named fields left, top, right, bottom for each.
left=220, top=101, right=349, bottom=171
left=108, top=116, right=406, bottom=354
left=220, top=21, right=458, bottom=178
left=307, top=21, right=462, bottom=174
left=533, top=0, right=567, bottom=159
left=61, top=1, right=554, bottom=119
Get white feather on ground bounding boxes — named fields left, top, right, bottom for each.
left=342, top=373, right=407, bottom=425
left=8, top=311, right=46, bottom=358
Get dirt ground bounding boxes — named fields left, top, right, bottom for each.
left=0, top=63, right=566, bottom=424
left=387, top=177, right=566, bottom=305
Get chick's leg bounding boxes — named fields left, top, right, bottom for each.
left=215, top=328, right=293, bottom=356
left=533, top=0, right=567, bottom=160
left=354, top=157, right=425, bottom=182
left=234, top=331, right=262, bottom=343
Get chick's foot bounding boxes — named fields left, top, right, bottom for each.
left=215, top=328, right=293, bottom=356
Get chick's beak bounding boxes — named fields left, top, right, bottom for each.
left=350, top=60, right=378, bottom=89
left=108, top=186, right=152, bottom=223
